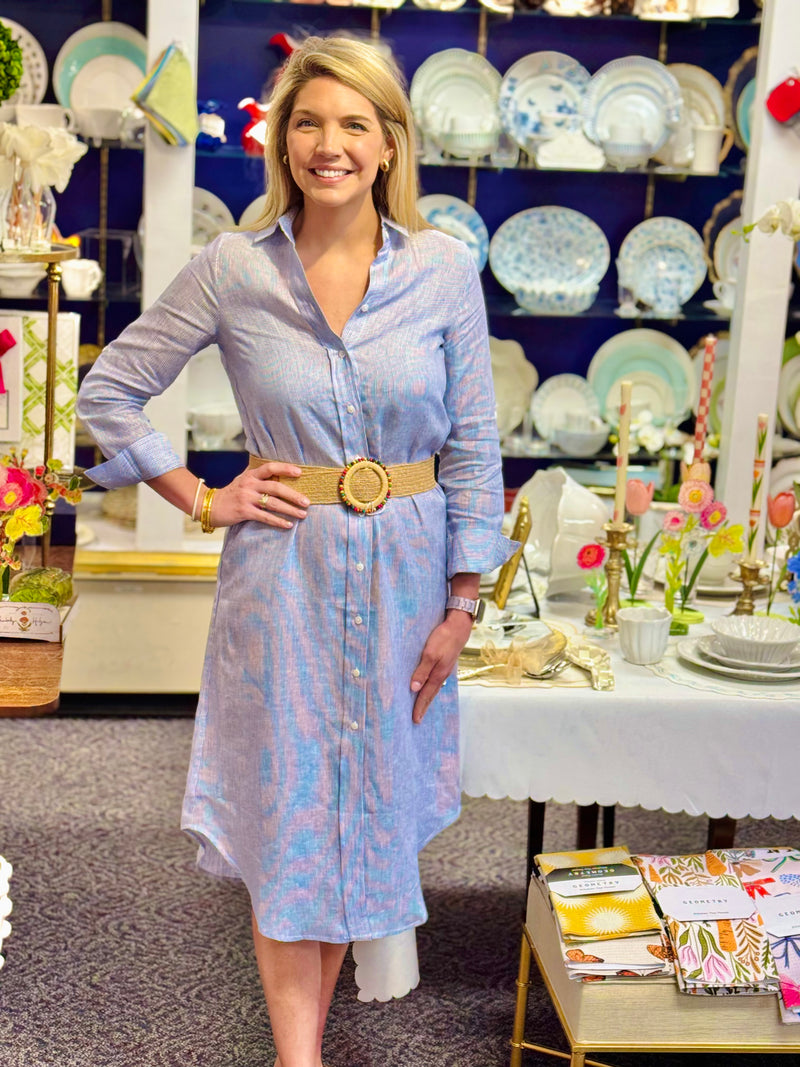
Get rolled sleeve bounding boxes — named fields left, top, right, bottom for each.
left=437, top=250, right=518, bottom=579
left=78, top=237, right=222, bottom=483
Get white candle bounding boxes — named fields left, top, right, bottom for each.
left=613, top=379, right=632, bottom=526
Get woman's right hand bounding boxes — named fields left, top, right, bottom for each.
left=210, top=461, right=310, bottom=529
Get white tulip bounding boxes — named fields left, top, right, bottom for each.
left=755, top=203, right=782, bottom=234
left=777, top=198, right=800, bottom=241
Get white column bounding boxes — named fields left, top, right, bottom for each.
left=716, top=0, right=800, bottom=559
left=136, top=0, right=198, bottom=552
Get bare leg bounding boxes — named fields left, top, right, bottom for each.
left=251, top=911, right=347, bottom=1067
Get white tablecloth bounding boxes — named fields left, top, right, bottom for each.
left=459, top=598, right=800, bottom=821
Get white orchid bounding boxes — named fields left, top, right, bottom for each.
left=743, top=198, right=800, bottom=242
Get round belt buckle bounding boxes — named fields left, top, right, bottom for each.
left=339, top=457, right=392, bottom=515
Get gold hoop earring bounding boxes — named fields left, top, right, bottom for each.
left=282, top=154, right=288, bottom=165
left=380, top=158, right=390, bottom=173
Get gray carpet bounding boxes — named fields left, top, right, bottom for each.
left=1, top=715, right=799, bottom=1067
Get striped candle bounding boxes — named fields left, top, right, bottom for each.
left=612, top=379, right=632, bottom=526
left=745, top=412, right=769, bottom=562
left=693, top=333, right=717, bottom=464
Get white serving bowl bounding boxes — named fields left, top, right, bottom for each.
left=0, top=263, right=47, bottom=297
left=552, top=423, right=609, bottom=457
left=601, top=140, right=652, bottom=171
left=514, top=286, right=599, bottom=315
left=710, top=615, right=800, bottom=665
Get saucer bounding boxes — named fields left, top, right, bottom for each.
left=696, top=634, right=800, bottom=672
left=677, top=637, right=800, bottom=682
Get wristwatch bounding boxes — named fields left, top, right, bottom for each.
left=445, top=595, right=484, bottom=622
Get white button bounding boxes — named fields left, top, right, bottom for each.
left=360, top=304, right=369, bottom=313
left=352, top=668, right=360, bottom=678
left=339, top=350, right=346, bottom=359
left=355, top=562, right=364, bottom=572
left=350, top=720, right=359, bottom=731
left=354, top=615, right=363, bottom=625
left=346, top=404, right=356, bottom=414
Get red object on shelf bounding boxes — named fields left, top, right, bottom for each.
left=767, top=76, right=800, bottom=123
left=0, top=328, right=17, bottom=395
left=238, top=97, right=270, bottom=156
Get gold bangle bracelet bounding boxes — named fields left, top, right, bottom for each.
left=200, top=486, right=217, bottom=533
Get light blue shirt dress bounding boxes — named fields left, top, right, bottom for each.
left=78, top=212, right=514, bottom=944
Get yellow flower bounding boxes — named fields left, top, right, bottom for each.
left=708, top=523, right=744, bottom=558
left=4, top=504, right=44, bottom=542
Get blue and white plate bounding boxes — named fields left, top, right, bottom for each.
left=582, top=56, right=682, bottom=152
left=499, top=51, right=590, bottom=152
left=417, top=194, right=489, bottom=271
left=489, top=206, right=610, bottom=296
left=618, top=216, right=706, bottom=311
left=586, top=328, right=694, bottom=426
left=53, top=22, right=147, bottom=109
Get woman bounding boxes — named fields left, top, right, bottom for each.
left=78, top=34, right=513, bottom=1067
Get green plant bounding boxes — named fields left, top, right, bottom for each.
left=0, top=21, right=23, bottom=105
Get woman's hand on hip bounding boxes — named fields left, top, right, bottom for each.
left=212, top=461, right=310, bottom=529
left=410, top=611, right=473, bottom=724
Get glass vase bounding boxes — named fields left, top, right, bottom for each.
left=1, top=161, right=56, bottom=251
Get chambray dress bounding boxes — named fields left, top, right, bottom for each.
left=78, top=212, right=513, bottom=945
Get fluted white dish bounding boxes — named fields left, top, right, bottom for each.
left=711, top=615, right=800, bottom=665
left=698, top=635, right=800, bottom=672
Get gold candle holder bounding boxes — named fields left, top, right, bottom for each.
left=585, top=521, right=633, bottom=630
left=732, top=558, right=767, bottom=616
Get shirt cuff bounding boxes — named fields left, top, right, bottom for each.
left=84, top=431, right=184, bottom=489
left=446, top=529, right=519, bottom=581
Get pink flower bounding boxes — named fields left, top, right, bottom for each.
left=0, top=466, right=43, bottom=512
left=577, top=543, right=606, bottom=570
left=626, top=479, right=655, bottom=516
left=768, top=491, right=796, bottom=530
left=678, top=479, right=714, bottom=514
left=700, top=501, right=727, bottom=530
left=702, top=952, right=734, bottom=985
left=662, top=510, right=687, bottom=532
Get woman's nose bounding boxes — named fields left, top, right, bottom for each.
left=316, top=123, right=342, bottom=155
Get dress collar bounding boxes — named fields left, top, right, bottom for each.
left=251, top=208, right=408, bottom=247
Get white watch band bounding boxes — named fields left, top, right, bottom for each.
left=445, top=595, right=482, bottom=620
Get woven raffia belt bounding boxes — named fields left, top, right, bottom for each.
left=248, top=454, right=436, bottom=515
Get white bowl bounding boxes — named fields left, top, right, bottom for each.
left=601, top=140, right=652, bottom=171
left=514, top=286, right=599, bottom=315
left=0, top=263, right=46, bottom=297
left=710, top=615, right=800, bottom=665
left=552, top=424, right=609, bottom=457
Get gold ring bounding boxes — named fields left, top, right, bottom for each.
left=259, top=492, right=270, bottom=508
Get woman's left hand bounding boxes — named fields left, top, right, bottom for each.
left=410, top=612, right=473, bottom=724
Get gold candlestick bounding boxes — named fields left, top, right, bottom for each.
left=585, top=522, right=633, bottom=630
left=732, top=558, right=767, bottom=616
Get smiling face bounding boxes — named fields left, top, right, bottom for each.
left=285, top=76, right=393, bottom=219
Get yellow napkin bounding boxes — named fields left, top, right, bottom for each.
left=132, top=43, right=198, bottom=146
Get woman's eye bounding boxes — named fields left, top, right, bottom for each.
left=347, top=122, right=367, bottom=131
left=295, top=118, right=315, bottom=128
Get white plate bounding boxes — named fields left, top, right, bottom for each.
left=2, top=19, right=48, bottom=106
left=238, top=194, right=268, bottom=229
left=778, top=356, right=800, bottom=437
left=192, top=208, right=223, bottom=248
left=499, top=51, right=590, bottom=151
left=464, top=617, right=552, bottom=655
left=193, top=187, right=235, bottom=230
left=618, top=216, right=707, bottom=310
left=713, top=218, right=743, bottom=284
left=697, top=634, right=800, bottom=672
left=531, top=374, right=599, bottom=441
left=53, top=22, right=147, bottom=109
left=417, top=194, right=489, bottom=271
left=769, top=456, right=800, bottom=498
left=677, top=637, right=800, bottom=682
left=586, top=328, right=694, bottom=427
left=654, top=64, right=725, bottom=167
left=489, top=206, right=609, bottom=294
left=582, top=56, right=682, bottom=152
left=409, top=49, right=501, bottom=136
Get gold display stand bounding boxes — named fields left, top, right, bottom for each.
left=0, top=244, right=78, bottom=715
left=510, top=884, right=800, bottom=1067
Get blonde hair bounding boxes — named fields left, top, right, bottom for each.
left=255, top=35, right=428, bottom=233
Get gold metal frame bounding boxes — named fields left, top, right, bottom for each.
left=493, top=497, right=531, bottom=610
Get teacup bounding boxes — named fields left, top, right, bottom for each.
left=691, top=125, right=734, bottom=175
left=72, top=106, right=124, bottom=145
left=188, top=403, right=243, bottom=450
left=617, top=606, right=672, bottom=665
left=712, top=278, right=737, bottom=309
left=15, top=104, right=75, bottom=130
left=60, top=259, right=103, bottom=300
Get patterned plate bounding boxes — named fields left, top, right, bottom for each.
left=499, top=51, right=590, bottom=152
left=531, top=373, right=599, bottom=441
left=489, top=206, right=609, bottom=295
left=702, top=191, right=743, bottom=283
left=410, top=49, right=501, bottom=136
left=582, top=56, right=682, bottom=152
left=618, top=216, right=706, bottom=309
left=417, top=195, right=489, bottom=271
left=1, top=19, right=48, bottom=106
left=193, top=187, right=235, bottom=230
left=778, top=355, right=800, bottom=437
